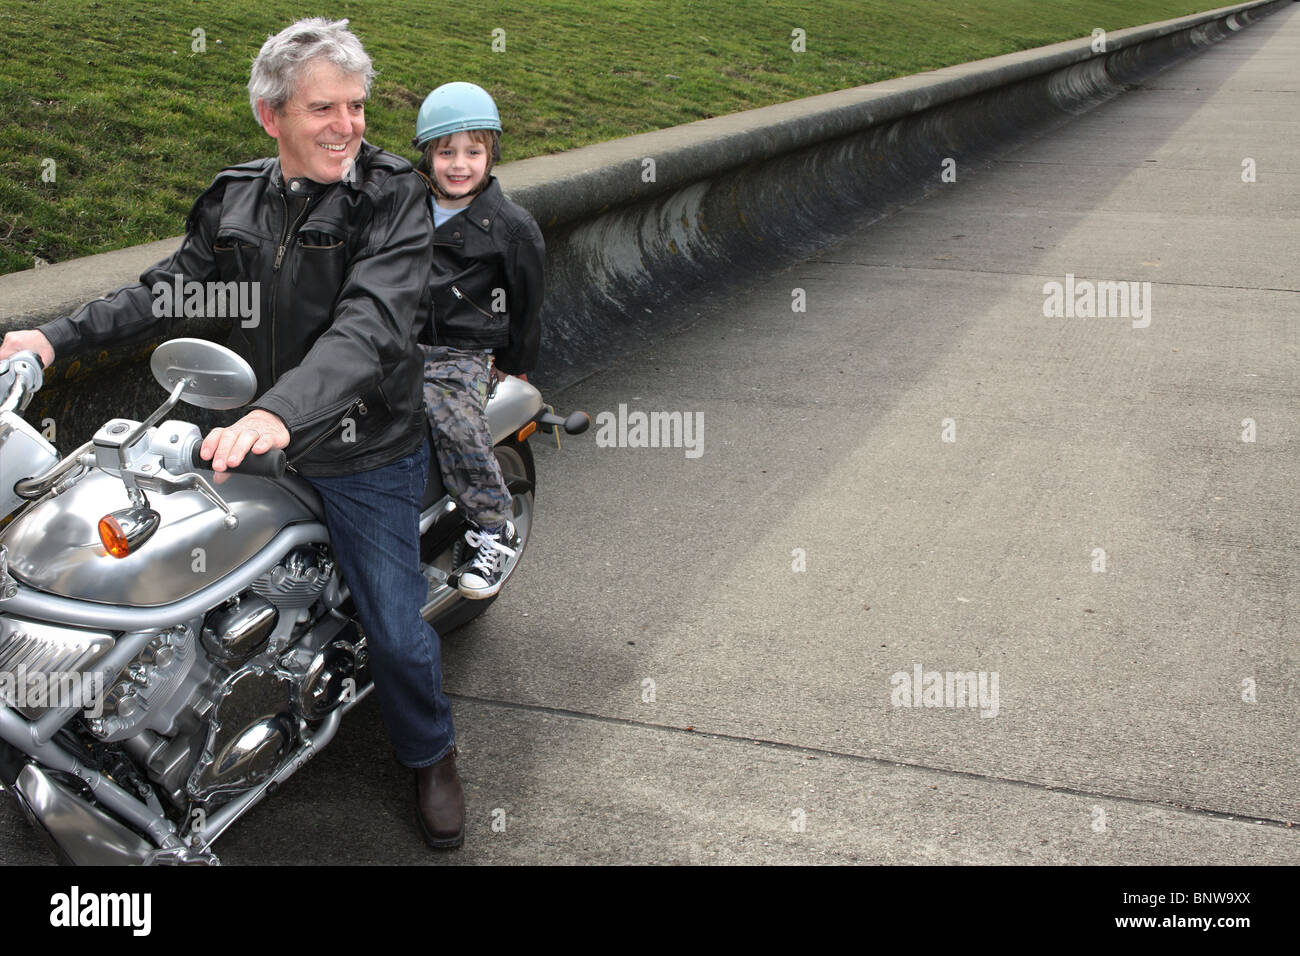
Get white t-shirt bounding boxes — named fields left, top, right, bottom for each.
left=432, top=200, right=465, bottom=229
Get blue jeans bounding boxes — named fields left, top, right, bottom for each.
left=305, top=440, right=454, bottom=768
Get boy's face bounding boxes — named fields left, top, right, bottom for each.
left=431, top=131, right=489, bottom=208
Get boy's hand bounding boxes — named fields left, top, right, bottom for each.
left=490, top=366, right=527, bottom=385
left=489, top=355, right=527, bottom=387
left=488, top=358, right=525, bottom=385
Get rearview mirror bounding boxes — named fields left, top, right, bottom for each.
left=150, top=338, right=257, bottom=410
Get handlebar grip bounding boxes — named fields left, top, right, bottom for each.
left=190, top=445, right=287, bottom=480
left=564, top=411, right=590, bottom=435
left=0, top=351, right=44, bottom=406
left=534, top=409, right=591, bottom=435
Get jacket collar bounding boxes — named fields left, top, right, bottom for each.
left=268, top=140, right=380, bottom=193
left=459, top=176, right=505, bottom=232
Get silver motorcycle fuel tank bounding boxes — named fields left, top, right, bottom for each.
left=487, top=376, right=544, bottom=443
left=0, top=470, right=316, bottom=607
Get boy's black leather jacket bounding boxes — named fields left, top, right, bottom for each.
left=39, top=142, right=434, bottom=477
left=427, top=176, right=544, bottom=375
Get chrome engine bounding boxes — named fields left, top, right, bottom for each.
left=252, top=546, right=336, bottom=610
left=70, top=544, right=367, bottom=812
left=90, top=625, right=199, bottom=742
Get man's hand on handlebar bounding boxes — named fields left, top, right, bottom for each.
left=0, top=331, right=55, bottom=368
left=200, top=409, right=290, bottom=473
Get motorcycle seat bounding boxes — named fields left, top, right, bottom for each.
left=274, top=437, right=447, bottom=523
left=279, top=470, right=327, bottom=522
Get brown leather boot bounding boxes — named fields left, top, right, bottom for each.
left=415, top=746, right=464, bottom=849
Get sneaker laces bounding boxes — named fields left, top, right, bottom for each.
left=464, top=526, right=518, bottom=577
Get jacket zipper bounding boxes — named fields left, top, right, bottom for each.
left=270, top=191, right=313, bottom=379
left=286, top=398, right=365, bottom=466
left=451, top=285, right=498, bottom=321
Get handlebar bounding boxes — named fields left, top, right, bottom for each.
left=189, top=445, right=287, bottom=480
left=0, top=351, right=44, bottom=414
left=534, top=409, right=590, bottom=435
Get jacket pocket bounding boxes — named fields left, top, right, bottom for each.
left=287, top=385, right=390, bottom=465
left=438, top=284, right=508, bottom=341
left=292, top=225, right=349, bottom=288
left=212, top=235, right=259, bottom=283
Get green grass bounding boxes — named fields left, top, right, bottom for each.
left=1, top=0, right=1223, bottom=275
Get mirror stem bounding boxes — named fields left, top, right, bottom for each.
left=119, top=378, right=190, bottom=470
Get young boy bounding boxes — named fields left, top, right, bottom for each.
left=413, top=82, right=546, bottom=598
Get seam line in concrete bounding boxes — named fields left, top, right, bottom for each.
left=804, top=260, right=1300, bottom=294
left=446, top=691, right=1299, bottom=832
left=990, top=159, right=1300, bottom=174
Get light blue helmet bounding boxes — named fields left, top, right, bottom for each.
left=414, top=82, right=501, bottom=148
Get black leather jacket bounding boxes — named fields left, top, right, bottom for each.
left=40, top=142, right=434, bottom=476
left=428, top=176, right=544, bottom=375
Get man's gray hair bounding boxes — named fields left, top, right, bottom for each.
left=248, top=18, right=376, bottom=126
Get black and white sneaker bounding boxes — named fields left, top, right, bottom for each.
left=456, top=520, right=519, bottom=599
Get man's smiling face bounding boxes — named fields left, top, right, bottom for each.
left=259, top=60, right=366, bottom=183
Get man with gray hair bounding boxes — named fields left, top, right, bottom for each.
left=0, top=18, right=465, bottom=848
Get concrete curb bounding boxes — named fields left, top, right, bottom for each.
left=516, top=0, right=1287, bottom=384
left=0, top=0, right=1287, bottom=444
left=499, top=0, right=1285, bottom=230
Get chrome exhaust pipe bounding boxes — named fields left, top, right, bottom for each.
left=10, top=763, right=154, bottom=865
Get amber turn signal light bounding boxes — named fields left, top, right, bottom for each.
left=516, top=421, right=537, bottom=442
left=98, top=515, right=130, bottom=558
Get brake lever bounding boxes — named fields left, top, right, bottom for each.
left=135, top=465, right=239, bottom=530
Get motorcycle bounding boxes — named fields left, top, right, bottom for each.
left=0, top=338, right=587, bottom=864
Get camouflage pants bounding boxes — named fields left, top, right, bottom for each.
left=421, top=344, right=511, bottom=529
